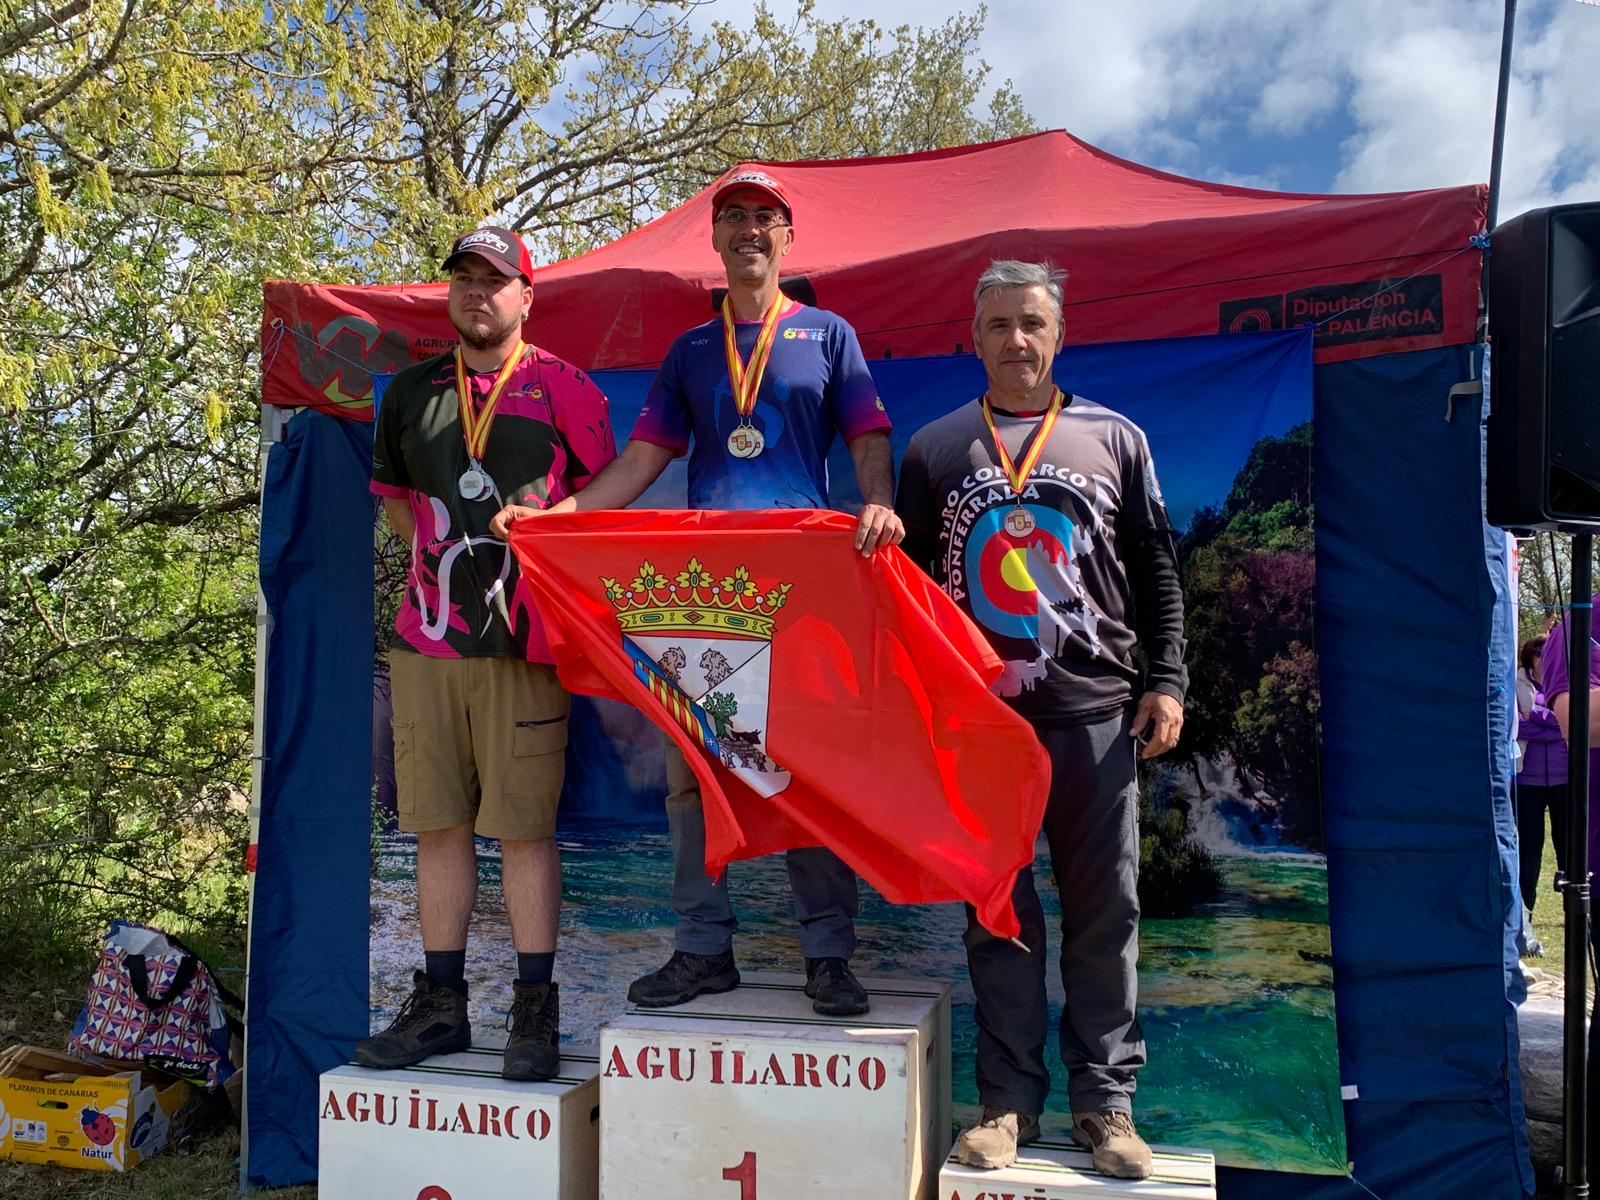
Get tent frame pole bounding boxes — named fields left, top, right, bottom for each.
left=1564, top=531, right=1593, bottom=1200
left=239, top=402, right=286, bottom=1191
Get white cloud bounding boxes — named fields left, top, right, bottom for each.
left=717, top=0, right=1597, bottom=216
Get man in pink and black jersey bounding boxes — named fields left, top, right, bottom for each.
left=364, top=225, right=616, bottom=1080
left=492, top=166, right=901, bottom=1018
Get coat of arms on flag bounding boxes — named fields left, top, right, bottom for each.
left=602, top=555, right=793, bottom=797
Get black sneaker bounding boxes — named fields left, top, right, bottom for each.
left=354, top=971, right=470, bottom=1069
left=804, top=957, right=870, bottom=1016
left=627, top=949, right=740, bottom=1008
left=502, top=980, right=560, bottom=1082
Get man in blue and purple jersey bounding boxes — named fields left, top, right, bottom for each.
left=492, top=165, right=902, bottom=1017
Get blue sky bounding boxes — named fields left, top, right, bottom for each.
left=744, top=0, right=1600, bottom=220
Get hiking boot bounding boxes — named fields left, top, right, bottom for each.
left=502, top=980, right=560, bottom=1082
left=1072, top=1109, right=1153, bottom=1180
left=804, top=957, right=870, bottom=1017
left=354, top=971, right=470, bottom=1069
left=954, top=1107, right=1041, bottom=1169
left=627, top=949, right=740, bottom=1008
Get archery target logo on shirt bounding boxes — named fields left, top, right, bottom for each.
left=950, top=475, right=1109, bottom=676
left=966, top=504, right=1076, bottom=640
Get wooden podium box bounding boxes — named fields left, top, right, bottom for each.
left=599, top=972, right=951, bottom=1200
left=318, top=1047, right=600, bottom=1199
left=939, top=1136, right=1216, bottom=1199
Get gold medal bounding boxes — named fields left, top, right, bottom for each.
left=1003, top=506, right=1037, bottom=537
left=727, top=425, right=766, bottom=459
left=981, top=387, right=1064, bottom=506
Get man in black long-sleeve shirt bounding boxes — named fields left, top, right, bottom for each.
left=894, top=260, right=1188, bottom=1181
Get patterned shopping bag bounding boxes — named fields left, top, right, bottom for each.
left=67, top=922, right=238, bottom=1090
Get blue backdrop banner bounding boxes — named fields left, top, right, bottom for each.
left=247, top=328, right=1530, bottom=1196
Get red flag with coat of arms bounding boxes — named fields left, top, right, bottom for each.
left=506, top=508, right=1050, bottom=937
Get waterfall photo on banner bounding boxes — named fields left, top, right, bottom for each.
left=365, top=325, right=1341, bottom=1175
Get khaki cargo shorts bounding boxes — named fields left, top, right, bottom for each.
left=389, top=650, right=569, bottom=842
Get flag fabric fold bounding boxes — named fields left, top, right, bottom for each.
left=507, top=508, right=1049, bottom=937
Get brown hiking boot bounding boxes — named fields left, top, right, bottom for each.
left=954, top=1107, right=1041, bottom=1169
left=354, top=971, right=470, bottom=1069
left=1072, top=1109, right=1153, bottom=1180
left=502, top=980, right=559, bottom=1082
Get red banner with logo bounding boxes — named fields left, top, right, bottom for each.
left=506, top=508, right=1049, bottom=937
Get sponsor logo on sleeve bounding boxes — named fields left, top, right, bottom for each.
left=1145, top=459, right=1165, bottom=509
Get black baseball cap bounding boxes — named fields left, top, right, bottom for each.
left=442, top=226, right=534, bottom=283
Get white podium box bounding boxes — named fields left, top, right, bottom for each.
left=319, top=1047, right=600, bottom=1200
left=600, top=972, right=951, bottom=1200
left=939, top=1137, right=1216, bottom=1199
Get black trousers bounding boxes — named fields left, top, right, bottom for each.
left=1516, top=781, right=1569, bottom=908
left=963, top=707, right=1145, bottom=1117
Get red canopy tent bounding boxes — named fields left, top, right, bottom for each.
left=260, top=130, right=1485, bottom=416
left=248, top=132, right=1535, bottom=1197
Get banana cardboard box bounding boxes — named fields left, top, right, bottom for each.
left=0, top=1045, right=202, bottom=1172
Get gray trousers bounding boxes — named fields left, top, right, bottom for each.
left=964, top=706, right=1145, bottom=1117
left=664, top=742, right=859, bottom=959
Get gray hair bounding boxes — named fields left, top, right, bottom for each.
left=971, top=260, right=1068, bottom=340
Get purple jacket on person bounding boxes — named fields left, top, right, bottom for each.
left=1540, top=594, right=1600, bottom=866
left=1518, top=696, right=1569, bottom=787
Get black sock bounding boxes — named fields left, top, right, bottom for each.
left=517, top=952, right=555, bottom=987
left=424, top=949, right=467, bottom=995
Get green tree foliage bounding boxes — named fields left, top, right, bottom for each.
left=266, top=0, right=1034, bottom=269
left=0, top=0, right=1032, bottom=969
left=1177, top=423, right=1322, bottom=849
left=1515, top=530, right=1592, bottom=648
left=1137, top=786, right=1222, bottom=919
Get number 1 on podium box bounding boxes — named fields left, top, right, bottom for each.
left=723, top=1150, right=757, bottom=1197
left=599, top=974, right=950, bottom=1200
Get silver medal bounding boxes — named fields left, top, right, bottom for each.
left=1003, top=506, right=1036, bottom=537
left=458, top=468, right=492, bottom=501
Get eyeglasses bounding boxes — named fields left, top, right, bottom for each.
left=716, top=207, right=788, bottom=229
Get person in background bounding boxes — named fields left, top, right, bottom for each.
left=1515, top=633, right=1566, bottom=942
left=1539, top=598, right=1600, bottom=1171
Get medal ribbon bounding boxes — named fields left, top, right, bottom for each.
left=721, top=292, right=785, bottom=418
left=455, top=340, right=525, bottom=461
left=981, top=387, right=1064, bottom=498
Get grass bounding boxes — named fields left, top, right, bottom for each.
left=1525, top=822, right=1571, bottom=980
left=0, top=975, right=313, bottom=1200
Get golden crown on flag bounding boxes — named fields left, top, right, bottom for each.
left=602, top=556, right=792, bottom=638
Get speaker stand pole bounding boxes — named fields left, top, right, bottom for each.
left=1480, top=0, right=1516, bottom=338
left=1564, top=531, right=1593, bottom=1200
left=1487, top=0, right=1517, bottom=235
